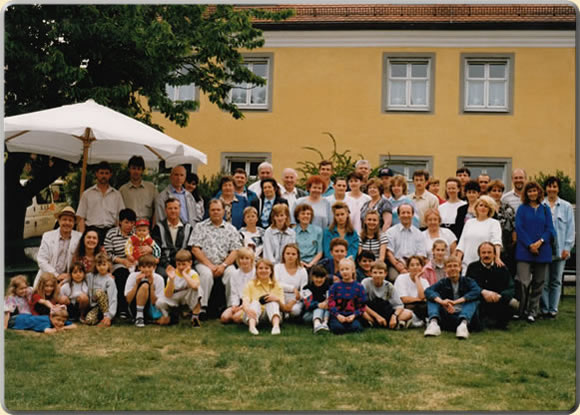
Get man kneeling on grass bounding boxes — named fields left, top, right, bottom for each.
left=424, top=256, right=481, bottom=339
left=124, top=254, right=165, bottom=328
left=156, top=249, right=203, bottom=327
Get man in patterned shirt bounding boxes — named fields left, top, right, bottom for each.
left=189, top=199, right=242, bottom=319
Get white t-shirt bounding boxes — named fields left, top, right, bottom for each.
left=274, top=263, right=308, bottom=303
left=345, top=192, right=371, bottom=235
left=422, top=227, right=458, bottom=260
left=124, top=272, right=165, bottom=302
left=229, top=268, right=255, bottom=306
left=394, top=272, right=430, bottom=299
left=438, top=200, right=467, bottom=225
left=456, top=218, right=502, bottom=272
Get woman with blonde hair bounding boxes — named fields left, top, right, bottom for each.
left=455, top=195, right=503, bottom=273
left=242, top=258, right=285, bottom=335
left=422, top=208, right=457, bottom=260
left=263, top=204, right=296, bottom=263
left=389, top=175, right=420, bottom=227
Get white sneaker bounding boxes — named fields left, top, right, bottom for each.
left=320, top=322, right=330, bottom=331
left=456, top=321, right=469, bottom=339
left=271, top=326, right=281, bottom=335
left=424, top=319, right=441, bottom=337
left=249, top=326, right=259, bottom=336
left=313, top=321, right=322, bottom=333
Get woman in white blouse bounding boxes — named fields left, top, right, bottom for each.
left=455, top=195, right=504, bottom=273
left=274, top=243, right=308, bottom=318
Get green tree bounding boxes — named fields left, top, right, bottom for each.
left=533, top=170, right=576, bottom=204
left=4, top=4, right=292, bottom=262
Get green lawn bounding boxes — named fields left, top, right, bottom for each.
left=4, top=287, right=576, bottom=411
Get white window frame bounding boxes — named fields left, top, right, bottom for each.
left=165, top=83, right=197, bottom=103
left=457, top=157, right=512, bottom=189
left=461, top=53, right=514, bottom=113
left=229, top=54, right=273, bottom=111
left=383, top=53, right=435, bottom=113
left=221, top=152, right=271, bottom=179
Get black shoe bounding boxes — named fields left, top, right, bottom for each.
left=199, top=308, right=208, bottom=321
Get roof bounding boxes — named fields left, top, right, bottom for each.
left=251, top=4, right=576, bottom=29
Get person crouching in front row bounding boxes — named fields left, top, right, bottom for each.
left=424, top=256, right=481, bottom=339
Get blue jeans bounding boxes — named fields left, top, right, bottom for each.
left=427, top=300, right=479, bottom=330
left=541, top=259, right=566, bottom=314
left=303, top=308, right=329, bottom=323
left=329, top=316, right=363, bottom=334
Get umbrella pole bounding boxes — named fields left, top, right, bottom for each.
left=79, top=128, right=92, bottom=197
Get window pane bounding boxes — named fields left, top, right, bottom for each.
left=411, top=81, right=427, bottom=106
left=250, top=85, right=267, bottom=105
left=468, top=64, right=485, bottom=78
left=464, top=164, right=505, bottom=181
left=176, top=85, right=195, bottom=101
left=411, top=63, right=428, bottom=78
left=252, top=62, right=268, bottom=79
left=230, top=161, right=245, bottom=174
left=488, top=81, right=506, bottom=107
left=390, top=63, right=406, bottom=78
left=231, top=87, right=247, bottom=104
left=389, top=80, right=406, bottom=105
left=467, top=81, right=485, bottom=106
left=165, top=85, right=177, bottom=100
left=489, top=64, right=506, bottom=79
left=249, top=162, right=261, bottom=177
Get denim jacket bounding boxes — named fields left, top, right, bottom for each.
left=543, top=197, right=575, bottom=258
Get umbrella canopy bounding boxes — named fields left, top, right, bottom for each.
left=5, top=99, right=207, bottom=193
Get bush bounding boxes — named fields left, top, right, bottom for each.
left=533, top=170, right=576, bottom=204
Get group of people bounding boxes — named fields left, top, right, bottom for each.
left=5, top=157, right=575, bottom=339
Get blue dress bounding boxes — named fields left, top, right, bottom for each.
left=515, top=203, right=556, bottom=263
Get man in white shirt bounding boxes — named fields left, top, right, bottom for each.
left=409, top=170, right=439, bottom=229
left=77, top=161, right=125, bottom=238
left=280, top=167, right=307, bottom=217
left=501, top=168, right=526, bottom=212
left=385, top=203, right=428, bottom=282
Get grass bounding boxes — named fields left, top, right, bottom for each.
left=4, top=287, right=576, bottom=411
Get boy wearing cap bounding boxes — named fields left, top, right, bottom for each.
left=125, top=219, right=161, bottom=265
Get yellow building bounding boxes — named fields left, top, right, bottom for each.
left=154, top=4, right=576, bottom=189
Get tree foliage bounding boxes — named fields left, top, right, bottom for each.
left=533, top=170, right=576, bottom=204
left=4, top=4, right=292, bottom=261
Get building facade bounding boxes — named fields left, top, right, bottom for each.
left=154, top=4, right=576, bottom=189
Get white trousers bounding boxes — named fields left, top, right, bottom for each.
left=195, top=264, right=237, bottom=307
left=156, top=289, right=201, bottom=317
left=243, top=300, right=282, bottom=325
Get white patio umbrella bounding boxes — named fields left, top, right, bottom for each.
left=4, top=99, right=207, bottom=194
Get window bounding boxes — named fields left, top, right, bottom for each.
left=165, top=83, right=196, bottom=102
left=457, top=157, right=512, bottom=187
left=383, top=53, right=434, bottom=112
left=461, top=54, right=514, bottom=113
left=230, top=54, right=273, bottom=111
left=221, top=152, right=271, bottom=179
left=379, top=155, right=433, bottom=193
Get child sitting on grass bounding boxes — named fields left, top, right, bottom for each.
left=8, top=305, right=77, bottom=334
left=156, top=249, right=203, bottom=327
left=394, top=256, right=430, bottom=327
left=327, top=258, right=367, bottom=334
left=125, top=218, right=161, bottom=266
left=356, top=250, right=376, bottom=282
left=85, top=252, right=118, bottom=327
left=362, top=261, right=413, bottom=329
left=59, top=262, right=90, bottom=322
left=124, top=254, right=165, bottom=328
left=31, top=273, right=64, bottom=315
left=242, top=259, right=285, bottom=336
left=301, top=265, right=331, bottom=333
left=221, top=248, right=255, bottom=324
left=4, top=275, right=33, bottom=329
left=275, top=243, right=308, bottom=319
